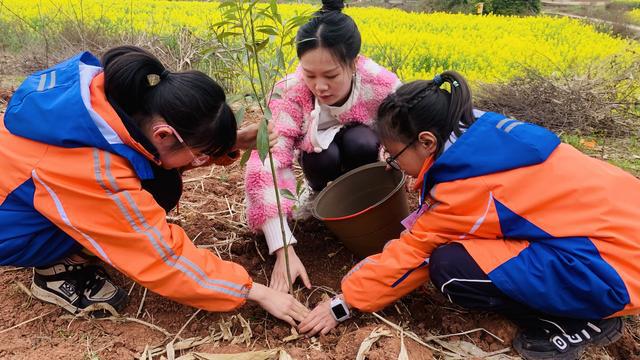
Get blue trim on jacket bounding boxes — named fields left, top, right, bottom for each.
left=5, top=52, right=153, bottom=180
left=423, top=112, right=561, bottom=192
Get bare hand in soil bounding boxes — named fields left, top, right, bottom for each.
left=299, top=296, right=339, bottom=336
left=248, top=283, right=309, bottom=327
left=235, top=121, right=278, bottom=150
left=271, top=246, right=311, bottom=293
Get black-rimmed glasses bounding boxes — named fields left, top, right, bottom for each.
left=385, top=139, right=416, bottom=171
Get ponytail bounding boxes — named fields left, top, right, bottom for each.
left=102, top=45, right=166, bottom=115
left=101, top=46, right=237, bottom=157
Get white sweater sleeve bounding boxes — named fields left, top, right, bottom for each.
left=262, top=216, right=297, bottom=255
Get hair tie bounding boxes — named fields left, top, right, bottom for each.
left=433, top=74, right=444, bottom=87
left=160, top=69, right=171, bottom=80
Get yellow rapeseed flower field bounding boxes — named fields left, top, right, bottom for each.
left=1, top=0, right=637, bottom=83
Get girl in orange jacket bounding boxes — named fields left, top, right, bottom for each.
left=300, top=71, right=640, bottom=360
left=0, top=46, right=307, bottom=325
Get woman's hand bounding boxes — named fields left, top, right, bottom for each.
left=271, top=246, right=311, bottom=293
left=248, top=283, right=309, bottom=327
left=235, top=121, right=278, bottom=151
left=299, top=295, right=342, bottom=336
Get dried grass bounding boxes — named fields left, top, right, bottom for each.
left=475, top=52, right=640, bottom=138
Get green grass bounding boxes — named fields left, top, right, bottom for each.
left=562, top=134, right=640, bottom=177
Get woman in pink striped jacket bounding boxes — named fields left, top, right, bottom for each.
left=244, top=0, right=401, bottom=292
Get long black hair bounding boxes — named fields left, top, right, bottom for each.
left=101, top=45, right=236, bottom=157
left=376, top=71, right=475, bottom=155
left=296, top=0, right=361, bottom=67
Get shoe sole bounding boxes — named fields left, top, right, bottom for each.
left=592, top=318, right=624, bottom=347
left=513, top=319, right=625, bottom=360
left=30, top=282, right=79, bottom=314
left=513, top=335, right=582, bottom=360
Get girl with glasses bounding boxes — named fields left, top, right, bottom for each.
left=0, top=45, right=308, bottom=325
left=244, top=0, right=401, bottom=294
left=300, top=71, right=640, bottom=360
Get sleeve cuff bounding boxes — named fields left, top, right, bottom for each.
left=262, top=216, right=297, bottom=255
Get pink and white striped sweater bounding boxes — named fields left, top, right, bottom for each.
left=244, top=56, right=401, bottom=235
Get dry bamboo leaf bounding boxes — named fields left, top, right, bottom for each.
left=14, top=280, right=32, bottom=298
left=218, top=318, right=234, bottom=341
left=175, top=348, right=280, bottom=360
left=173, top=337, right=212, bottom=351
left=309, top=336, right=322, bottom=351
left=283, top=327, right=302, bottom=343
left=139, top=345, right=150, bottom=360
left=356, top=326, right=393, bottom=360
left=278, top=350, right=293, bottom=360
left=444, top=340, right=513, bottom=360
left=166, top=341, right=175, bottom=360
left=282, top=333, right=302, bottom=343
left=398, top=332, right=409, bottom=360
left=229, top=314, right=252, bottom=346
left=76, top=303, right=120, bottom=317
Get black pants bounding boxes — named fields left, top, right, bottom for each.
left=300, top=124, right=380, bottom=192
left=429, top=243, right=596, bottom=333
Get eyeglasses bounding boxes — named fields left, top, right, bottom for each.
left=385, top=139, right=416, bottom=171
left=152, top=124, right=210, bottom=167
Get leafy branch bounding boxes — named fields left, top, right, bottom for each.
left=207, top=0, right=311, bottom=295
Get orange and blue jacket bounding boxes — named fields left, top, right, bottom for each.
left=342, top=112, right=640, bottom=319
left=0, top=52, right=252, bottom=311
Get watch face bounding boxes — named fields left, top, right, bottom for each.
left=332, top=303, right=347, bottom=319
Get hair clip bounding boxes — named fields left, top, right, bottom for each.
left=296, top=37, right=317, bottom=44
left=452, top=80, right=460, bottom=88
left=147, top=74, right=161, bottom=86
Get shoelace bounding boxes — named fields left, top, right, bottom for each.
left=76, top=266, right=109, bottom=297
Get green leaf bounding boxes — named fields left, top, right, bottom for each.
left=256, top=118, right=269, bottom=163
left=219, top=1, right=236, bottom=9
left=269, top=0, right=282, bottom=24
left=211, top=20, right=231, bottom=29
left=280, top=189, right=296, bottom=201
left=217, top=31, right=242, bottom=40
left=239, top=149, right=252, bottom=167
left=255, top=38, right=269, bottom=52
left=263, top=107, right=272, bottom=121
left=296, top=178, right=304, bottom=197
left=235, top=106, right=246, bottom=126
left=226, top=94, right=244, bottom=104
left=276, top=49, right=285, bottom=70
left=256, top=26, right=278, bottom=36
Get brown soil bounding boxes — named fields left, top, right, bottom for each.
left=0, top=89, right=638, bottom=359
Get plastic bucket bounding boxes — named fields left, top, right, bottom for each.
left=312, top=162, right=410, bottom=258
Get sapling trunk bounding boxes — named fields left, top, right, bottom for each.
left=210, top=0, right=310, bottom=296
